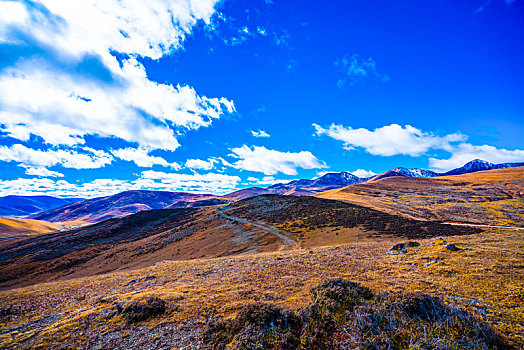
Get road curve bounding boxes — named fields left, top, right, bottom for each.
left=443, top=222, right=524, bottom=230
left=218, top=212, right=298, bottom=249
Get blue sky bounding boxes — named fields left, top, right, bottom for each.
left=0, top=0, right=523, bottom=197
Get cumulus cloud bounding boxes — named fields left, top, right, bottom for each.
left=429, top=143, right=524, bottom=172
left=112, top=147, right=180, bottom=169
left=250, top=129, right=270, bottom=138
left=351, top=169, right=377, bottom=178
left=335, top=54, right=389, bottom=88
left=229, top=145, right=326, bottom=175
left=0, top=144, right=113, bottom=171
left=314, top=123, right=466, bottom=156
left=185, top=158, right=218, bottom=170
left=0, top=171, right=241, bottom=198
left=0, top=0, right=234, bottom=151
left=314, top=122, right=523, bottom=172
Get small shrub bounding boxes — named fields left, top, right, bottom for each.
left=204, top=303, right=302, bottom=350
left=310, top=278, right=374, bottom=312
left=340, top=292, right=511, bottom=349
left=121, top=296, right=166, bottom=323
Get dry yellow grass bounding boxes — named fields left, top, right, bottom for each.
left=0, top=218, right=59, bottom=238
left=316, top=167, right=524, bottom=226
left=1, top=228, right=522, bottom=348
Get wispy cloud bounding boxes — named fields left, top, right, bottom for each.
left=229, top=145, right=326, bottom=175
left=474, top=0, right=518, bottom=14
left=111, top=147, right=180, bottom=169
left=250, top=130, right=271, bottom=138
left=334, top=54, right=390, bottom=88
left=0, top=171, right=241, bottom=198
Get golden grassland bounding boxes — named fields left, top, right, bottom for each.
left=0, top=228, right=522, bottom=349
left=316, top=167, right=524, bottom=226
left=0, top=218, right=59, bottom=238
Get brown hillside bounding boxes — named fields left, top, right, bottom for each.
left=0, top=195, right=479, bottom=290
left=316, top=167, right=524, bottom=226
left=0, top=228, right=522, bottom=348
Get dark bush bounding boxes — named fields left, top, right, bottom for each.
left=204, top=303, right=302, bottom=350
left=341, top=292, right=511, bottom=349
left=310, top=278, right=374, bottom=312
left=204, top=279, right=511, bottom=350
left=385, top=292, right=449, bottom=321
left=121, top=296, right=166, bottom=323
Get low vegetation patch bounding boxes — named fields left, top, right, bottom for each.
left=204, top=278, right=511, bottom=350
left=121, top=296, right=166, bottom=323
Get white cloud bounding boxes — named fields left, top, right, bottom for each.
left=245, top=175, right=290, bottom=186
left=24, top=167, right=64, bottom=178
left=314, top=123, right=524, bottom=172
left=335, top=54, right=389, bottom=88
left=139, top=170, right=240, bottom=194
left=0, top=144, right=113, bottom=170
left=229, top=145, right=326, bottom=175
left=112, top=147, right=180, bottom=169
left=350, top=169, right=377, bottom=178
left=250, top=129, right=270, bottom=138
left=0, top=171, right=241, bottom=198
left=0, top=0, right=234, bottom=151
left=257, top=26, right=267, bottom=36
left=429, top=143, right=524, bottom=172
left=185, top=158, right=218, bottom=170
left=314, top=123, right=466, bottom=157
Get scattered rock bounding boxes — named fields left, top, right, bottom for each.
left=445, top=244, right=460, bottom=251
left=424, top=257, right=440, bottom=267
left=407, top=241, right=420, bottom=247
left=386, top=243, right=407, bottom=254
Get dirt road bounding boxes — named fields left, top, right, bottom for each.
left=218, top=212, right=298, bottom=249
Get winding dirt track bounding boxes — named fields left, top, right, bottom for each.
left=443, top=222, right=524, bottom=230
left=218, top=212, right=298, bottom=249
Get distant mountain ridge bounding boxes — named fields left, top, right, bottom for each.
left=0, top=196, right=84, bottom=218
left=14, top=159, right=524, bottom=223
left=440, top=159, right=524, bottom=176
left=30, top=190, right=218, bottom=223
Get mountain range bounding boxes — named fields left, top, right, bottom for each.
left=0, top=195, right=84, bottom=218
left=15, top=159, right=524, bottom=223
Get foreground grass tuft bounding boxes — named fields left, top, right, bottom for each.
left=121, top=296, right=166, bottom=323
left=204, top=279, right=511, bottom=350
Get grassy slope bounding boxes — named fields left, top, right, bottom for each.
left=316, top=167, right=524, bottom=226
left=0, top=196, right=479, bottom=290
left=0, top=218, right=59, bottom=239
left=0, top=229, right=522, bottom=348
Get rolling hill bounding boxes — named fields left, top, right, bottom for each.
left=0, top=194, right=480, bottom=290
left=0, top=218, right=59, bottom=239
left=316, top=167, right=524, bottom=226
left=22, top=160, right=524, bottom=224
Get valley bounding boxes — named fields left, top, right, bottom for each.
left=0, top=165, right=523, bottom=349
